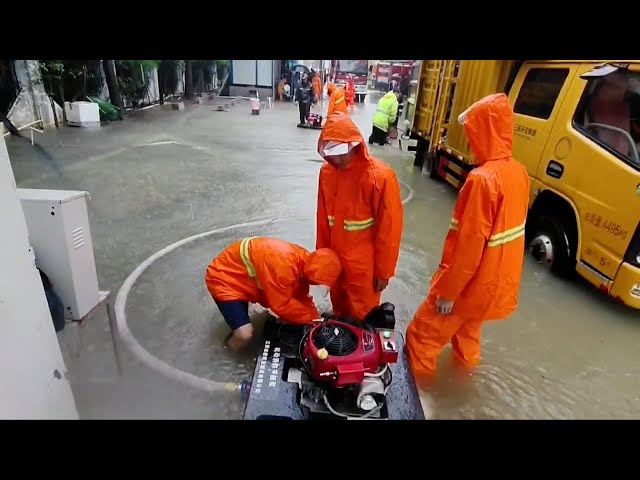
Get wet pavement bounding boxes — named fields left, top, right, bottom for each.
left=7, top=91, right=640, bottom=419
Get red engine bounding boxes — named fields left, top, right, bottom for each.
left=301, top=319, right=398, bottom=388
left=306, top=112, right=323, bottom=127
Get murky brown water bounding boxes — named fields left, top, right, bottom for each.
left=8, top=90, right=640, bottom=419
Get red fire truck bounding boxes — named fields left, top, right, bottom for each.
left=372, top=60, right=414, bottom=91
left=331, top=60, right=369, bottom=102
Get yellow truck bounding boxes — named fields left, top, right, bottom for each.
left=407, top=60, right=640, bottom=310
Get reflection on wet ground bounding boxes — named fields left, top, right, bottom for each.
left=7, top=91, right=640, bottom=419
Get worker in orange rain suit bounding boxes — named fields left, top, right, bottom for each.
left=205, top=237, right=343, bottom=352
left=311, top=69, right=322, bottom=104
left=405, top=93, right=530, bottom=387
left=326, top=82, right=348, bottom=117
left=316, top=112, right=404, bottom=321
left=345, top=75, right=356, bottom=108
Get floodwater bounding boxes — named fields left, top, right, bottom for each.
left=7, top=90, right=640, bottom=419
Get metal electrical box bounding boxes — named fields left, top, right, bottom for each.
left=18, top=189, right=100, bottom=320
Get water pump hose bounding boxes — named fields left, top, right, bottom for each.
left=113, top=220, right=286, bottom=396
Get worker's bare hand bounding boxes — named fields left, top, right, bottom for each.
left=435, top=296, right=454, bottom=315
left=373, top=277, right=389, bottom=292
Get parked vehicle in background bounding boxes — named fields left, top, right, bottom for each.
left=332, top=60, right=368, bottom=102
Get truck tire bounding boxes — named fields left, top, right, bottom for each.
left=528, top=215, right=575, bottom=278
left=422, top=153, right=438, bottom=179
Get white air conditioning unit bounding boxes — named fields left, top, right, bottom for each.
left=18, top=189, right=100, bottom=320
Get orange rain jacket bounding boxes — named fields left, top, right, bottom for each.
left=326, top=83, right=348, bottom=116
left=205, top=237, right=342, bottom=324
left=429, top=93, right=530, bottom=320
left=316, top=112, right=404, bottom=320
left=312, top=74, right=322, bottom=102
left=405, top=93, right=530, bottom=381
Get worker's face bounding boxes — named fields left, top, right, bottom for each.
left=326, top=150, right=354, bottom=169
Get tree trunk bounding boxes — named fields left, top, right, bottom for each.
left=158, top=62, right=165, bottom=105
left=57, top=78, right=67, bottom=124
left=199, top=61, right=204, bottom=95
left=184, top=60, right=194, bottom=99
left=48, top=79, right=59, bottom=128
left=102, top=60, right=124, bottom=114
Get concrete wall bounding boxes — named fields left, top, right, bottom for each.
left=0, top=134, right=79, bottom=420
left=4, top=60, right=63, bottom=133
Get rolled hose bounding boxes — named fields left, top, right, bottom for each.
left=113, top=219, right=285, bottom=396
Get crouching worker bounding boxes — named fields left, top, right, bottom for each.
left=205, top=237, right=342, bottom=352
left=405, top=93, right=530, bottom=387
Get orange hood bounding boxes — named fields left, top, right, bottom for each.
left=317, top=112, right=371, bottom=168
left=327, top=82, right=335, bottom=95
left=462, top=93, right=513, bottom=165
left=304, top=248, right=342, bottom=287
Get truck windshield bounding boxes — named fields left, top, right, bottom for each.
left=573, top=69, right=640, bottom=168
left=336, top=60, right=368, bottom=75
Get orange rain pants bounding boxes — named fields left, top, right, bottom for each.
left=326, top=83, right=348, bottom=117
left=406, top=93, right=531, bottom=385
left=205, top=237, right=342, bottom=324
left=312, top=75, right=322, bottom=102
left=316, top=112, right=404, bottom=320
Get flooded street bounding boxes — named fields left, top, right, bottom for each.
left=7, top=91, right=640, bottom=419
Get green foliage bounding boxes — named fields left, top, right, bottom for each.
left=115, top=60, right=161, bottom=103
left=38, top=60, right=64, bottom=78
left=38, top=60, right=103, bottom=102
left=216, top=60, right=229, bottom=78
left=37, top=60, right=64, bottom=93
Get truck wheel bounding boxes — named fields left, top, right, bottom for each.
left=423, top=153, right=438, bottom=179
left=528, top=215, right=574, bottom=278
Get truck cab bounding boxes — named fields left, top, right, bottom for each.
left=507, top=61, right=640, bottom=308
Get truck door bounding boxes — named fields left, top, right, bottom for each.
left=507, top=63, right=579, bottom=196
left=539, top=64, right=640, bottom=285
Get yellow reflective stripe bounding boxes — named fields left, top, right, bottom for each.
left=487, top=222, right=526, bottom=247
left=335, top=96, right=345, bottom=105
left=240, top=237, right=262, bottom=289
left=327, top=215, right=335, bottom=227
left=344, top=218, right=375, bottom=231
left=450, top=218, right=459, bottom=231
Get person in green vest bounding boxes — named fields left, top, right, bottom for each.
left=369, top=89, right=400, bottom=146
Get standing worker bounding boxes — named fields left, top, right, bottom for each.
left=316, top=112, right=404, bottom=321
left=205, top=237, right=342, bottom=352
left=326, top=82, right=348, bottom=117
left=277, top=75, right=288, bottom=101
left=345, top=75, right=356, bottom=109
left=369, top=89, right=400, bottom=146
left=295, top=74, right=316, bottom=126
left=311, top=69, right=322, bottom=104
left=405, top=93, right=530, bottom=387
